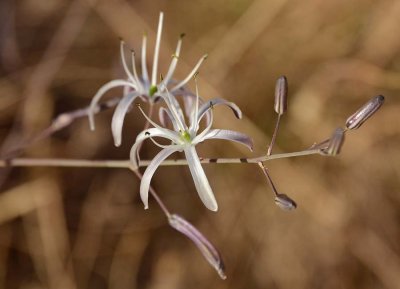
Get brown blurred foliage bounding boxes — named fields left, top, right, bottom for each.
left=1, top=0, right=400, bottom=288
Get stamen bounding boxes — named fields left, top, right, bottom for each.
left=151, top=12, right=164, bottom=86
left=130, top=50, right=143, bottom=91
left=136, top=103, right=164, bottom=129
left=161, top=35, right=184, bottom=87
left=120, top=40, right=136, bottom=85
left=171, top=54, right=208, bottom=92
left=149, top=136, right=171, bottom=149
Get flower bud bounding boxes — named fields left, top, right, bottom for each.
left=275, top=194, right=297, bottom=211
left=274, top=76, right=288, bottom=115
left=169, top=214, right=226, bottom=279
left=346, top=95, right=384, bottom=130
left=321, top=127, right=345, bottom=156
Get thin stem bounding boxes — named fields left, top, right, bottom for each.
left=0, top=148, right=322, bottom=169
left=267, top=114, right=281, bottom=156
left=257, top=162, right=278, bottom=196
left=2, top=97, right=120, bottom=158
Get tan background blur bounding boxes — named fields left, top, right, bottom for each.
left=0, top=0, right=399, bottom=288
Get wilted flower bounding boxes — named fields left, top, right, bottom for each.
left=88, top=12, right=208, bottom=146
left=130, top=84, right=253, bottom=211
left=168, top=214, right=226, bottom=279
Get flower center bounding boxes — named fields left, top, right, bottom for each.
left=149, top=85, right=158, bottom=97
left=180, top=131, right=191, bottom=143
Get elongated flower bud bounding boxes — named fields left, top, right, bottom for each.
left=274, top=76, right=288, bottom=115
left=321, top=127, right=345, bottom=156
left=275, top=194, right=297, bottom=210
left=168, top=214, right=226, bottom=279
left=346, top=95, right=385, bottom=130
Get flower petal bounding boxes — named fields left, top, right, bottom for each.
left=151, top=12, right=164, bottom=86
left=140, top=145, right=180, bottom=209
left=141, top=35, right=150, bottom=86
left=89, top=79, right=136, bottom=131
left=194, top=129, right=253, bottom=151
left=130, top=128, right=180, bottom=169
left=197, top=98, right=242, bottom=126
left=184, top=146, right=218, bottom=211
left=111, top=91, right=140, bottom=147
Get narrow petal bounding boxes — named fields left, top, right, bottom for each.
left=194, top=129, right=253, bottom=151
left=158, top=91, right=187, bottom=132
left=130, top=128, right=180, bottom=169
left=151, top=12, right=164, bottom=86
left=111, top=91, right=140, bottom=146
left=141, top=35, right=149, bottom=85
left=140, top=146, right=180, bottom=209
left=89, top=79, right=136, bottom=130
left=170, top=54, right=208, bottom=92
left=197, top=98, right=242, bottom=126
left=184, top=146, right=218, bottom=211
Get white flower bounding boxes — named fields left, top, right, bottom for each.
left=88, top=12, right=208, bottom=147
left=131, top=85, right=253, bottom=211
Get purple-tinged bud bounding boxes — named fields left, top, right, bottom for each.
left=275, top=194, right=297, bottom=211
left=168, top=214, right=226, bottom=279
left=321, top=127, right=345, bottom=156
left=274, top=76, right=288, bottom=115
left=346, top=95, right=384, bottom=130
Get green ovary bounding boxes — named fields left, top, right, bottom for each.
left=181, top=131, right=191, bottom=143
left=149, top=85, right=158, bottom=97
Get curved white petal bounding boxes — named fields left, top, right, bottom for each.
left=184, top=146, right=218, bottom=211
left=89, top=79, right=136, bottom=131
left=111, top=91, right=140, bottom=146
left=129, top=128, right=180, bottom=169
left=194, top=129, right=254, bottom=151
left=151, top=12, right=164, bottom=86
left=140, top=145, right=181, bottom=209
left=197, top=98, right=242, bottom=128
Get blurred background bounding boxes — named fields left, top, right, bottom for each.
left=0, top=0, right=399, bottom=288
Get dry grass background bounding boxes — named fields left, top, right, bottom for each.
left=0, top=0, right=400, bottom=288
